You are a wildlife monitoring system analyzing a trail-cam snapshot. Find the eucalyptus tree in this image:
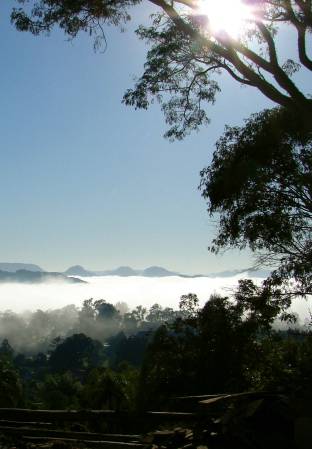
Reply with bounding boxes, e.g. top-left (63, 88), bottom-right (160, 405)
top-left (11, 1), bottom-right (312, 138)
top-left (200, 107), bottom-right (312, 297)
